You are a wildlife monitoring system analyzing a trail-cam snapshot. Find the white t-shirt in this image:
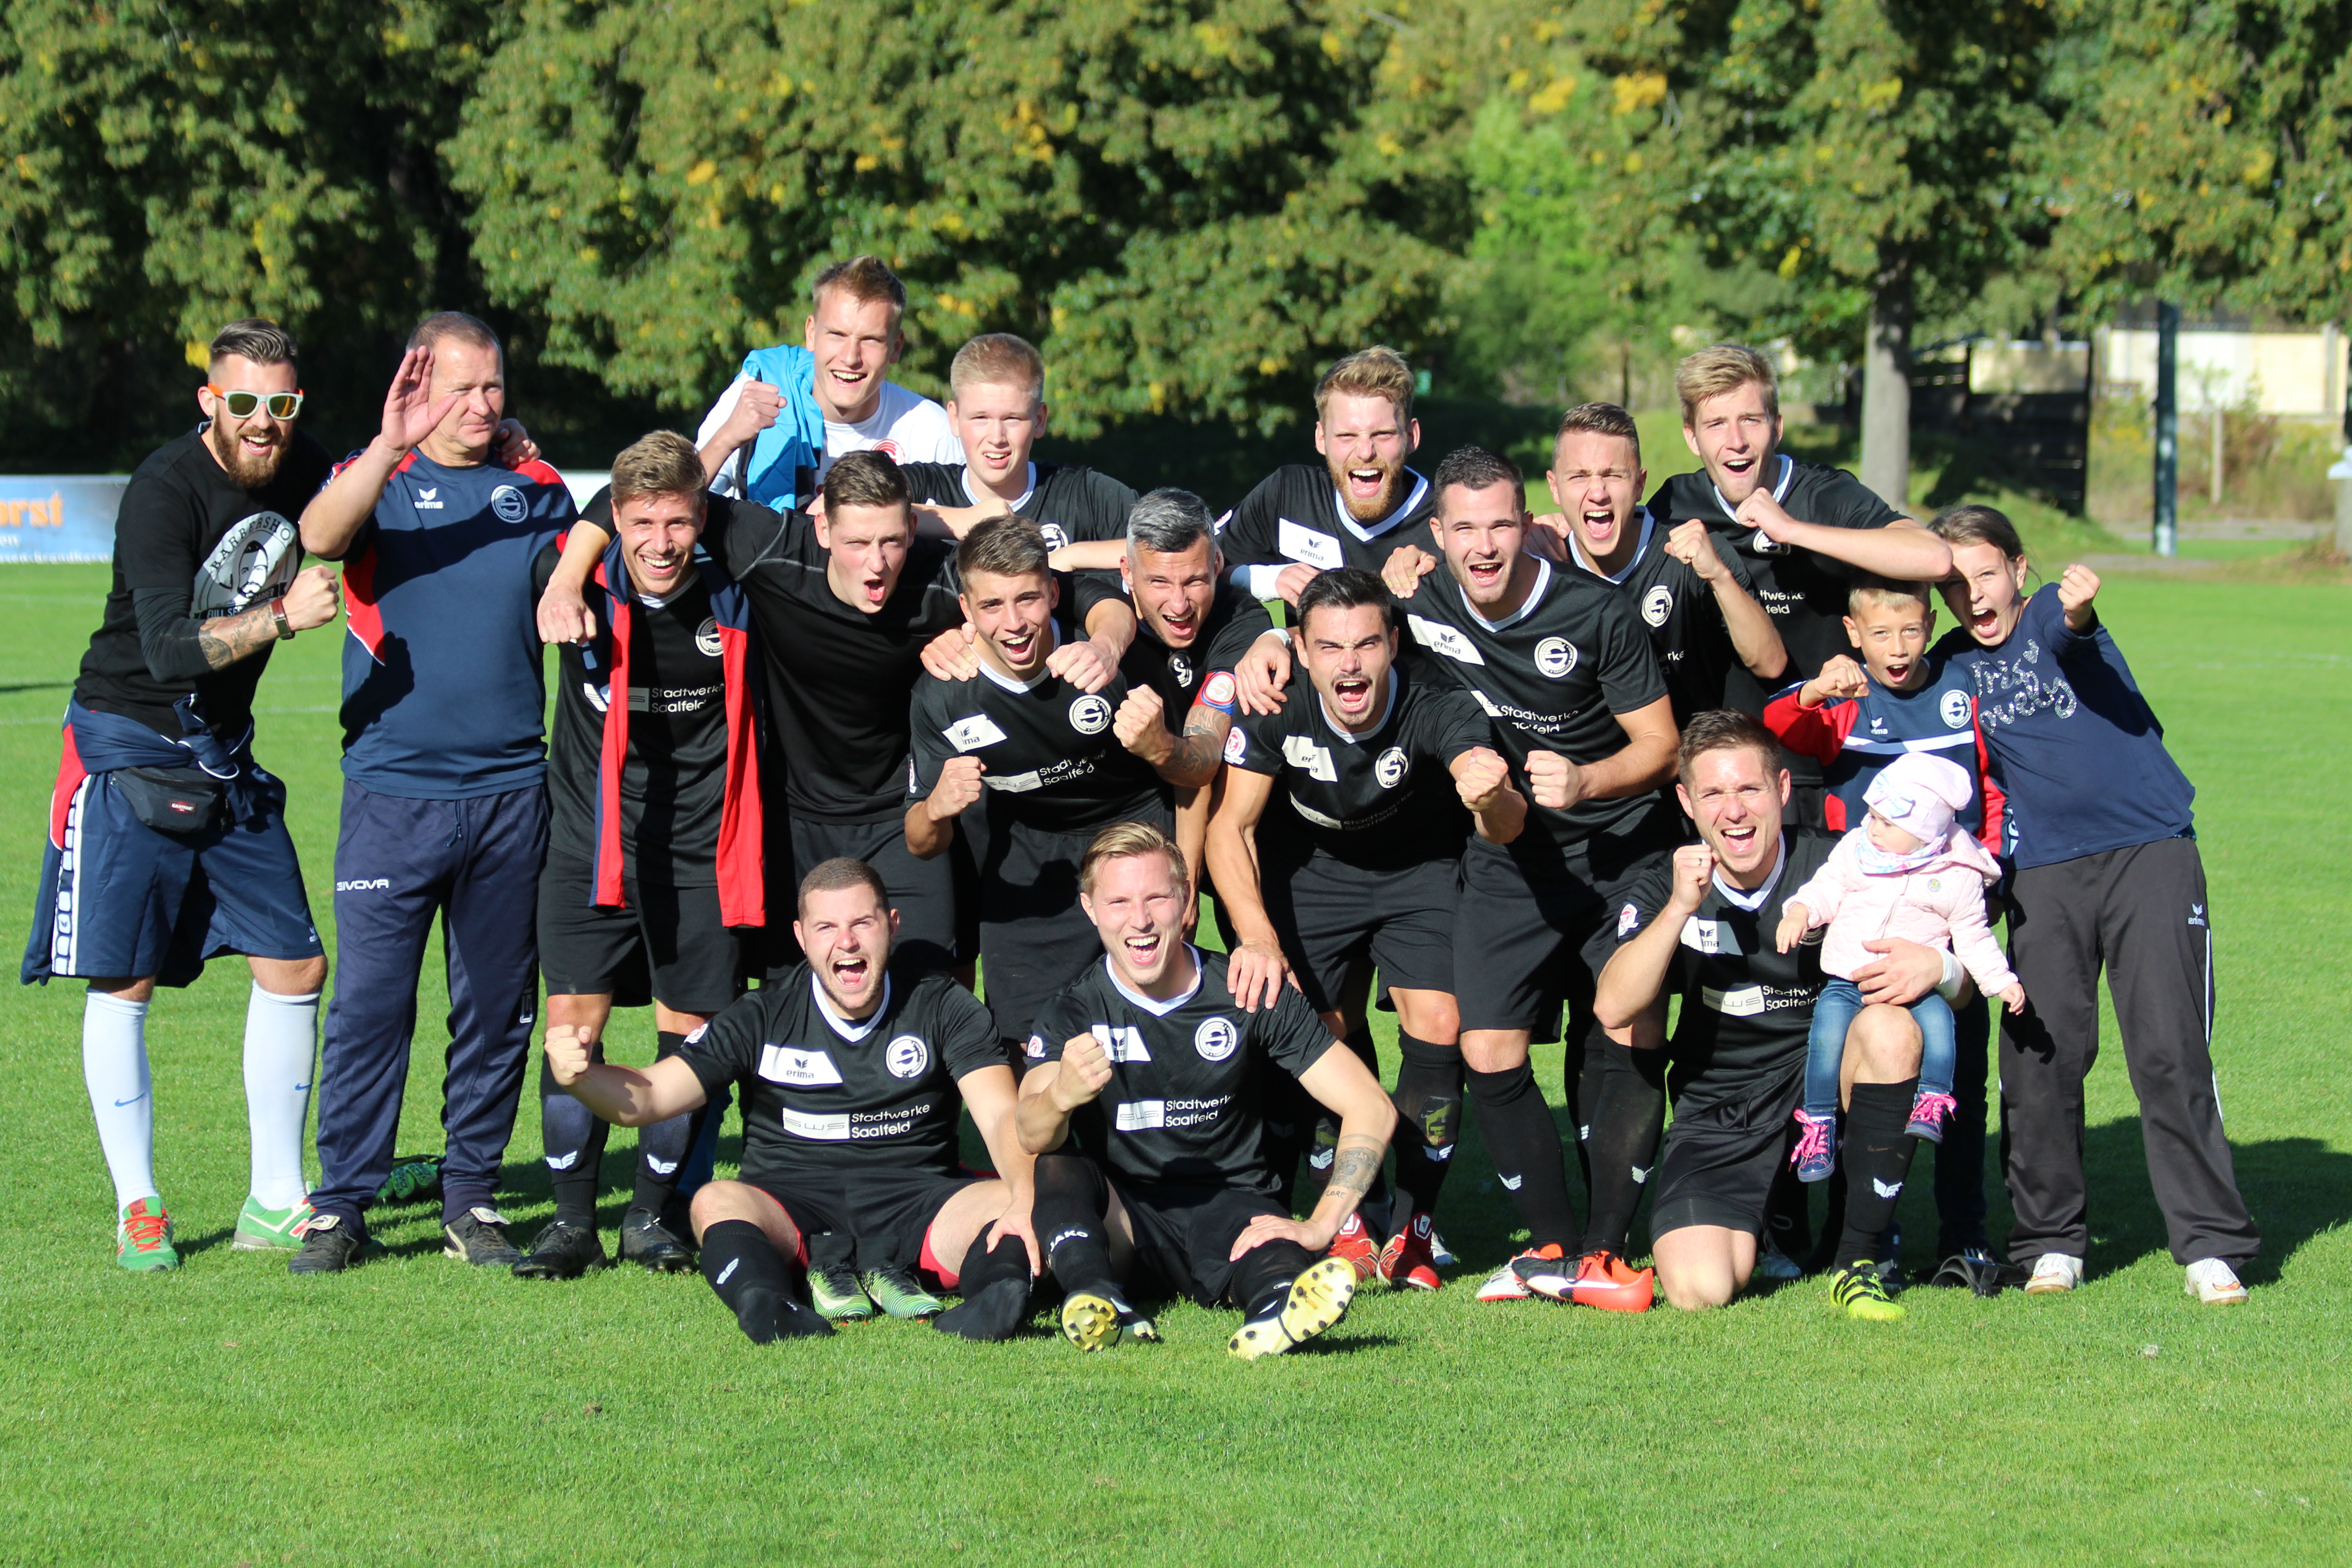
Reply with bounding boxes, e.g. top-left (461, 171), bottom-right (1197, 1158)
top-left (697, 373), bottom-right (964, 498)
